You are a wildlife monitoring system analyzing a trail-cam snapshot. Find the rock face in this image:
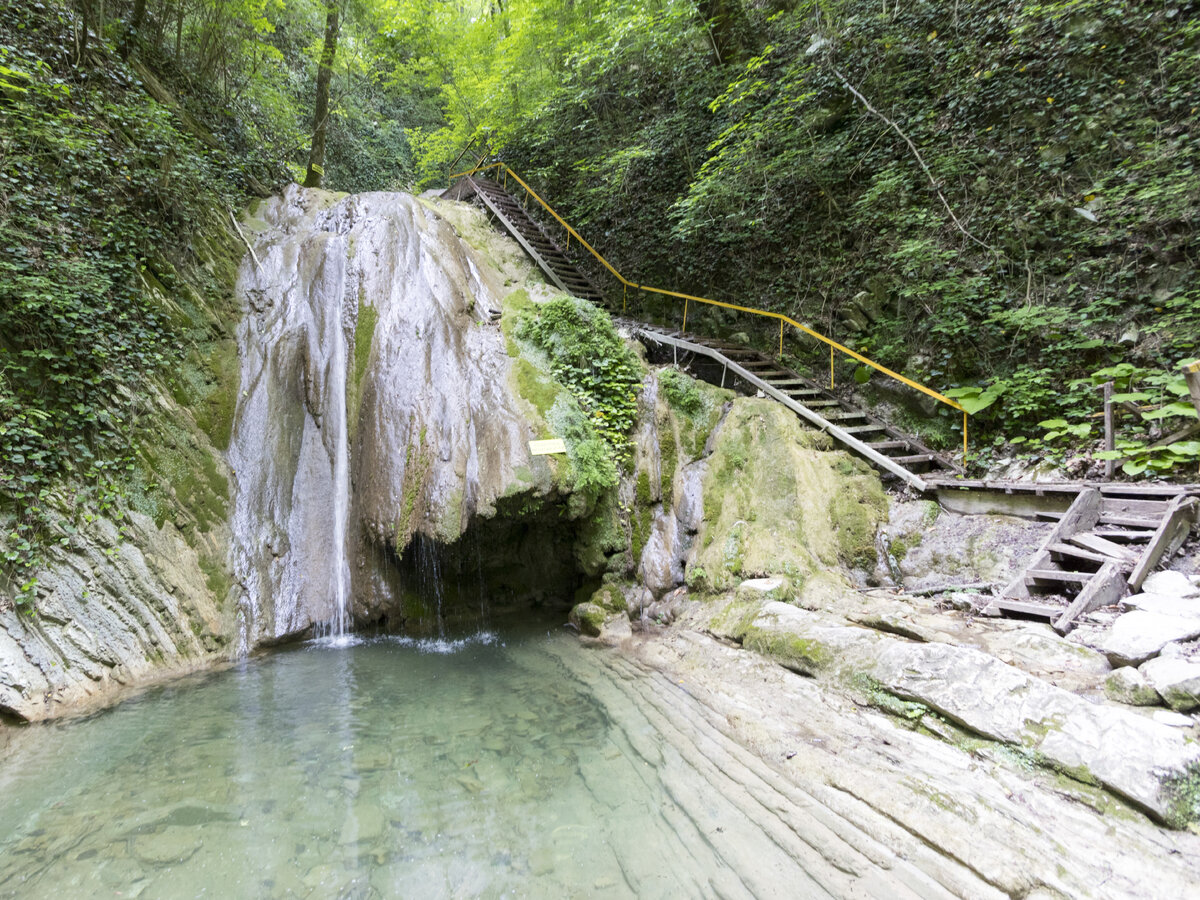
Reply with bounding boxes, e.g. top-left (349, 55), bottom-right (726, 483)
top-left (0, 513), bottom-right (231, 721)
top-left (230, 187), bottom-right (568, 645)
